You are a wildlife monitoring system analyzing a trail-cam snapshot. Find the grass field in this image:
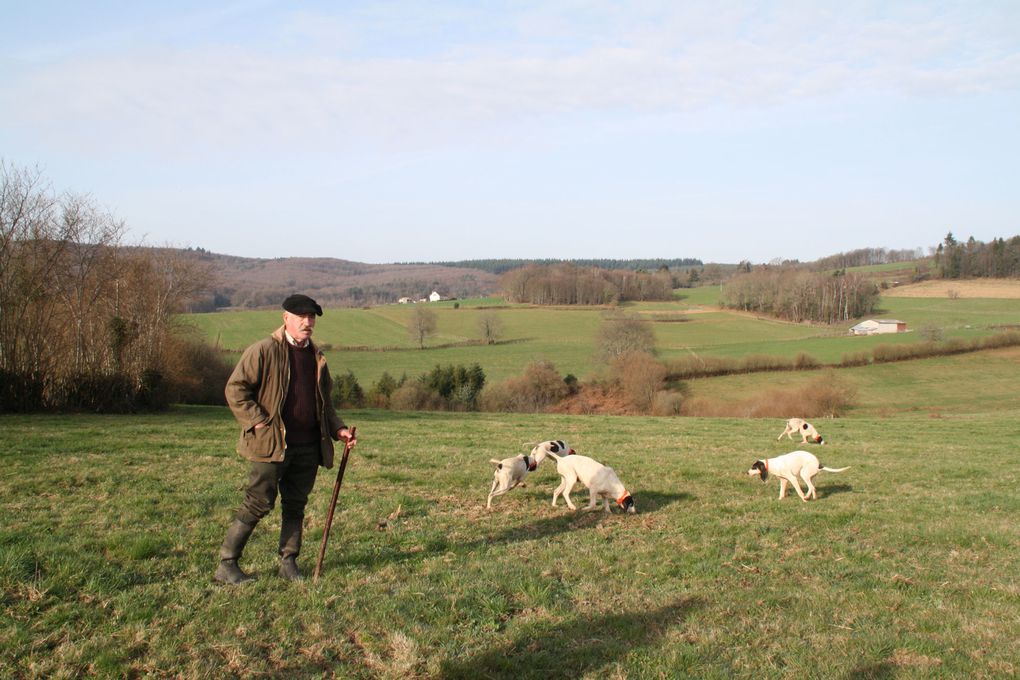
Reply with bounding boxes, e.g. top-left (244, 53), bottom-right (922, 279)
top-left (2, 406), bottom-right (1019, 678)
top-left (183, 287), bottom-right (1020, 389)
